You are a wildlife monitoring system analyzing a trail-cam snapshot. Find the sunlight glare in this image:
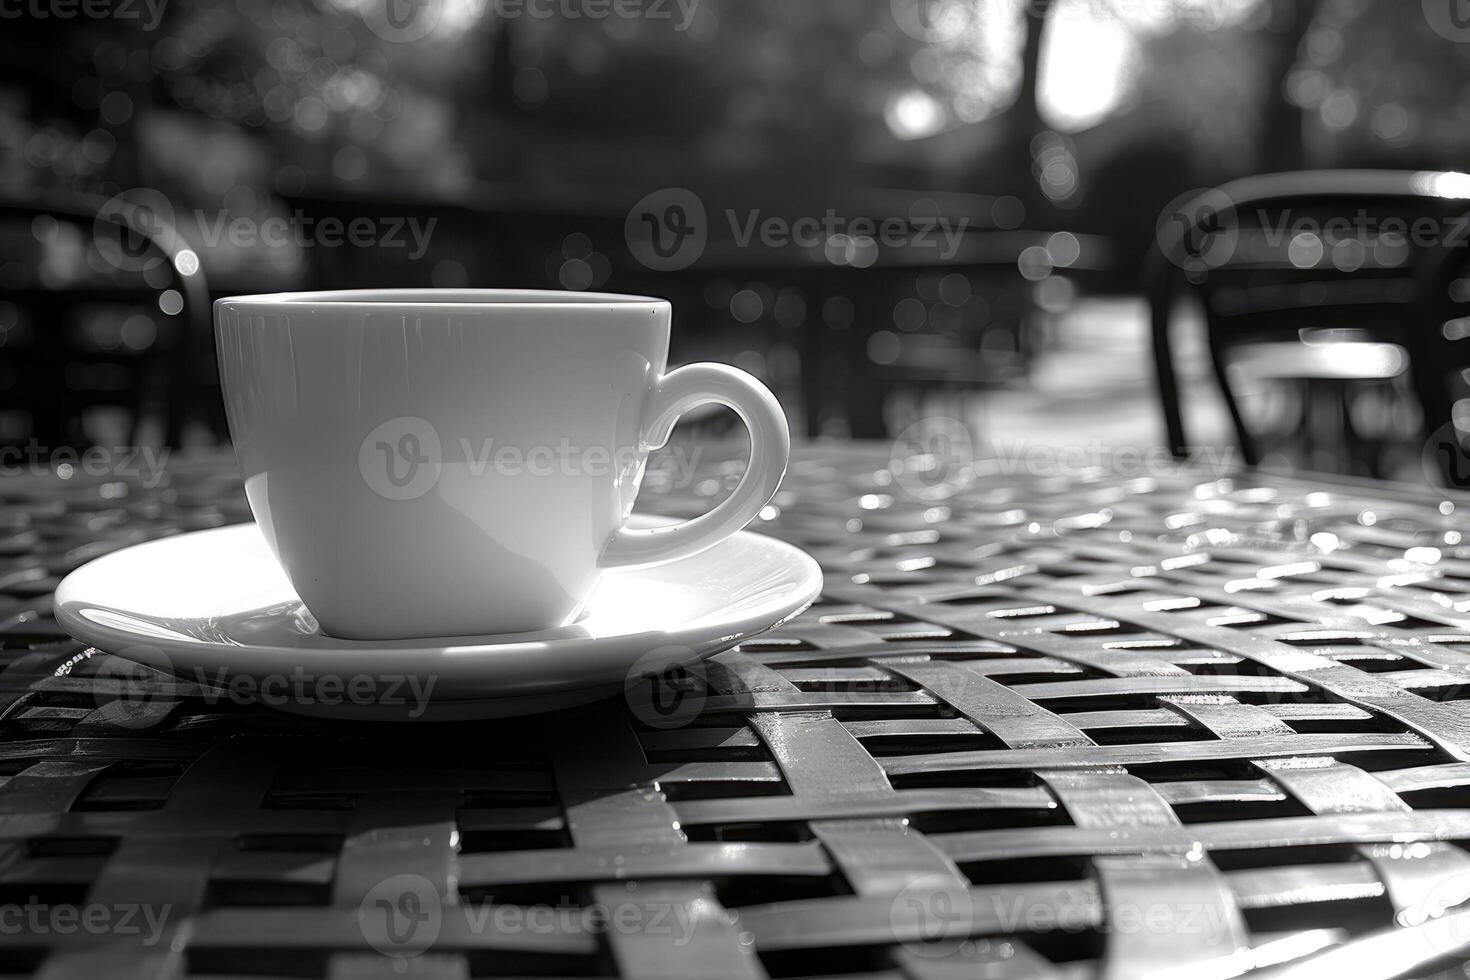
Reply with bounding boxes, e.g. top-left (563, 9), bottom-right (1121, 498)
top-left (1036, 0), bottom-right (1268, 132)
top-left (1037, 1), bottom-right (1136, 132)
top-left (887, 88), bottom-right (947, 140)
